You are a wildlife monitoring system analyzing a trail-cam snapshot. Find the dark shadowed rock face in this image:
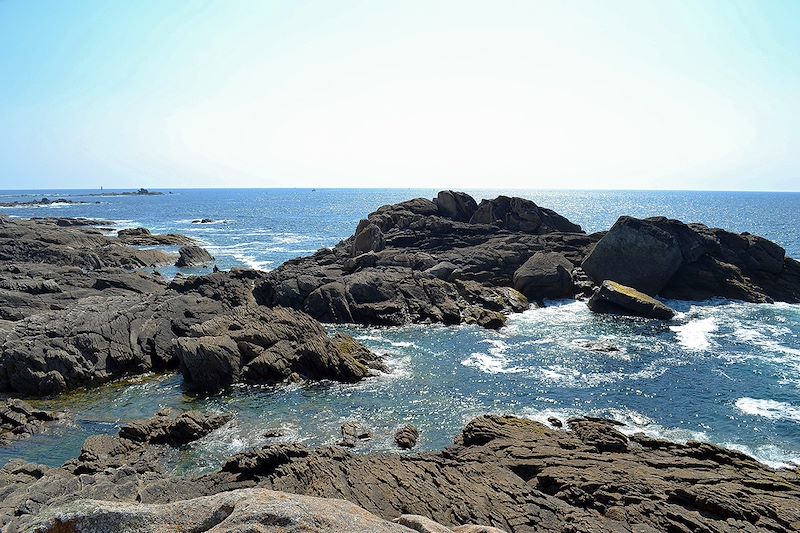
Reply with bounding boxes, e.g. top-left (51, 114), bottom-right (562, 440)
top-left (117, 227), bottom-right (194, 246)
top-left (175, 245), bottom-right (214, 267)
top-left (174, 306), bottom-right (384, 391)
top-left (587, 280), bottom-right (676, 320)
top-left (581, 216), bottom-right (683, 295)
top-left (352, 222), bottom-right (386, 256)
top-left (583, 215), bottom-right (800, 303)
top-left (0, 216), bottom-right (174, 269)
top-left (435, 190), bottom-right (479, 222)
top-left (1, 414), bottom-right (798, 532)
top-left (512, 252), bottom-right (574, 301)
